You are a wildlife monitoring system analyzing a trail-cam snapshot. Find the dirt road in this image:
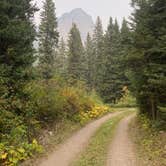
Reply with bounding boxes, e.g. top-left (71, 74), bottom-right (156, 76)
top-left (106, 114), bottom-right (136, 166)
top-left (39, 111), bottom-right (122, 166)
